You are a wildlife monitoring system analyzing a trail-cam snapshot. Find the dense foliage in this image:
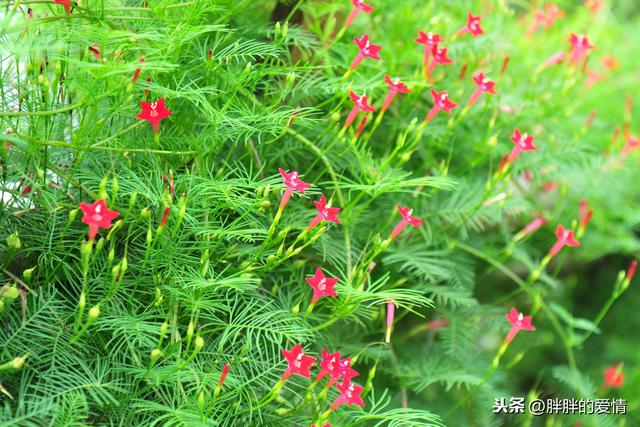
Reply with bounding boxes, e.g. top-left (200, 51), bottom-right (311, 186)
top-left (1, 0), bottom-right (639, 426)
